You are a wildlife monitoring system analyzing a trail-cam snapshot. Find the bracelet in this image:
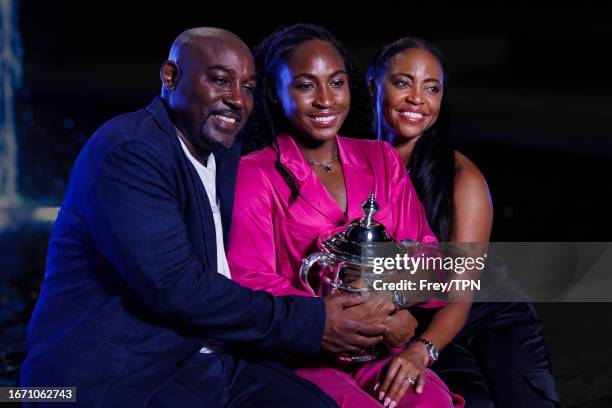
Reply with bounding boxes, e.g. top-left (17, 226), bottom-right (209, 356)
top-left (408, 337), bottom-right (439, 366)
